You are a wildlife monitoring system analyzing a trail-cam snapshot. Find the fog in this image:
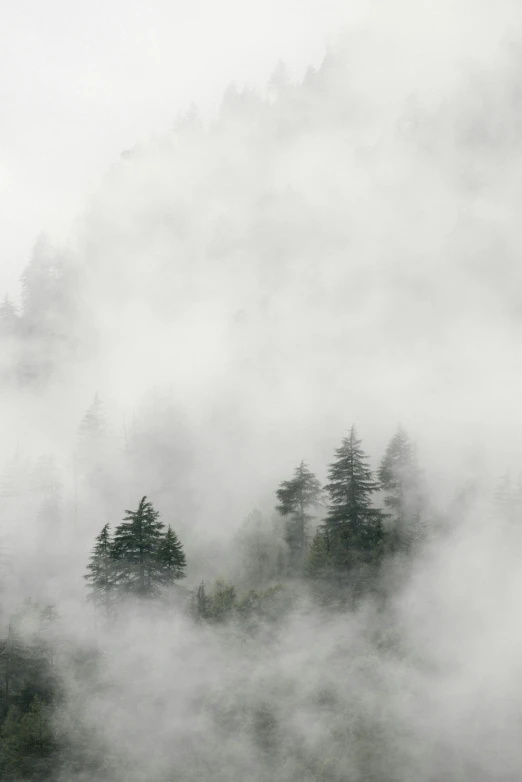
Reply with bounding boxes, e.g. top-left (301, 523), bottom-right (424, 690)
top-left (1, 0), bottom-right (522, 779)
